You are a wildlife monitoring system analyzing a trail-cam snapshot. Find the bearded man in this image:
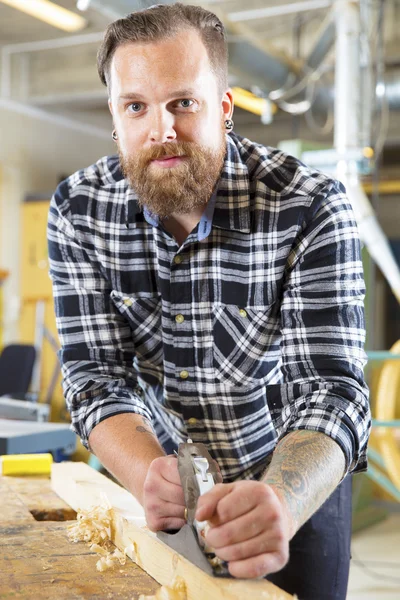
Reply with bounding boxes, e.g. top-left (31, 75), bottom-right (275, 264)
top-left (48, 4), bottom-right (370, 599)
